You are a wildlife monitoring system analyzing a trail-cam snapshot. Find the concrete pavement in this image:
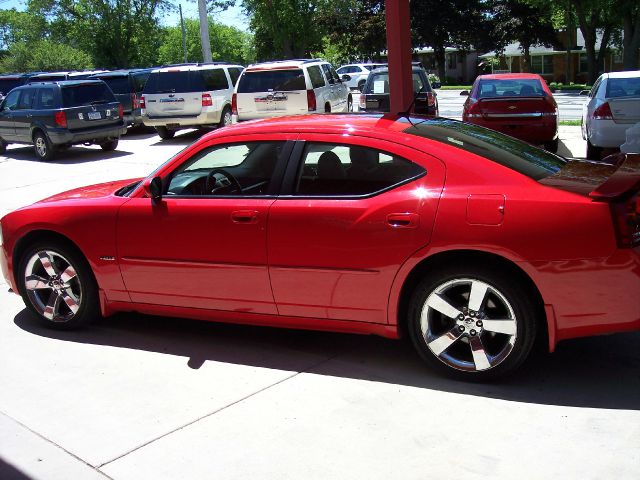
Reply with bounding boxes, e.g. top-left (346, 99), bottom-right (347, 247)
top-left (1, 127), bottom-right (638, 479)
